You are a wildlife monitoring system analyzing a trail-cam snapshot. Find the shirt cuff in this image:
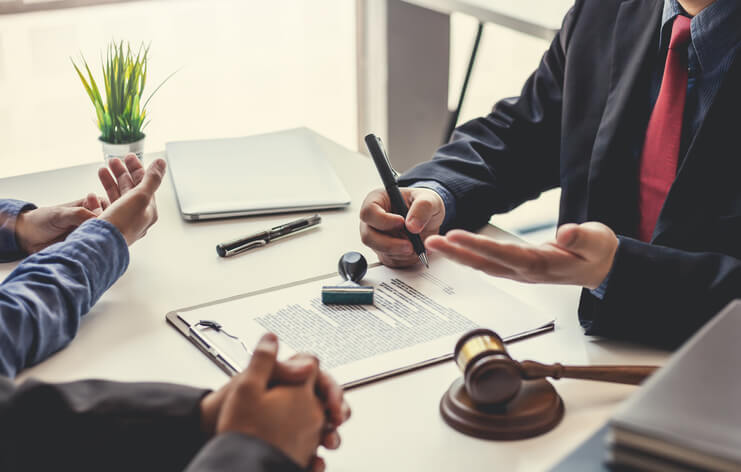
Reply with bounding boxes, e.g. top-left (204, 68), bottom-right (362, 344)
top-left (0, 199), bottom-right (37, 262)
top-left (409, 181), bottom-right (457, 233)
top-left (589, 238), bottom-right (621, 300)
top-left (60, 218), bottom-right (130, 298)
